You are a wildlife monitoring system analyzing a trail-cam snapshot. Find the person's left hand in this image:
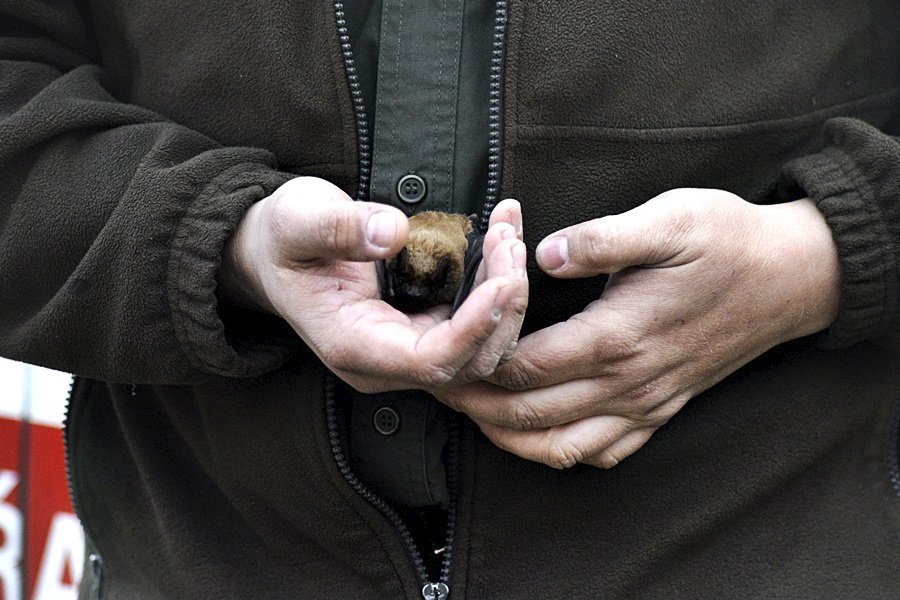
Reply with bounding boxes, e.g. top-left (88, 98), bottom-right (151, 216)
top-left (436, 189), bottom-right (841, 469)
